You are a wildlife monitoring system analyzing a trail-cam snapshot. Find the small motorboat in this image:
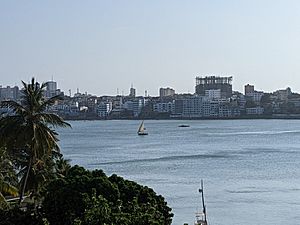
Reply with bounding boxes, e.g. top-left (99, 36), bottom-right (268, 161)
top-left (178, 124), bottom-right (190, 128)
